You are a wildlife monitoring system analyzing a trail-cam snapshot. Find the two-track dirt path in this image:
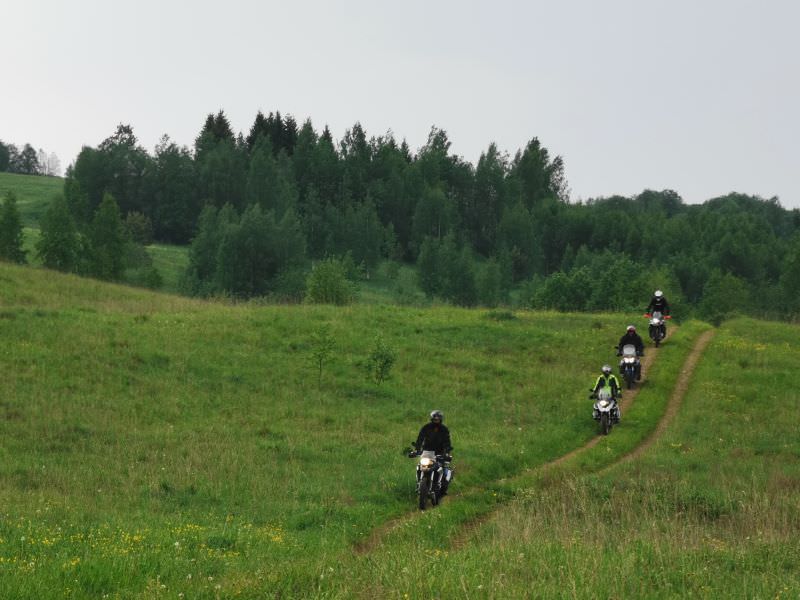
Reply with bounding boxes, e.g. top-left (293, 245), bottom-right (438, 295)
top-left (613, 328), bottom-right (714, 466)
top-left (355, 328), bottom-right (697, 555)
top-left (449, 327), bottom-right (715, 550)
